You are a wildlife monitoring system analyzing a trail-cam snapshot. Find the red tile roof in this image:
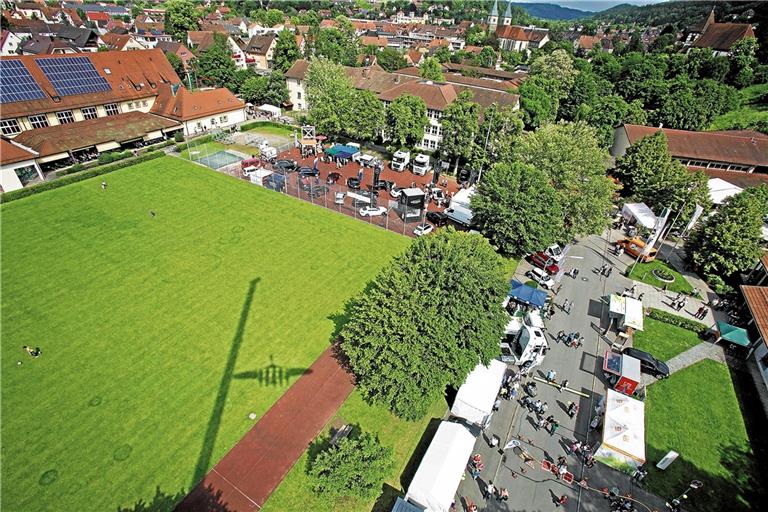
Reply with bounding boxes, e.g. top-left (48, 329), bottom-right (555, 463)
top-left (86, 11), bottom-right (110, 22)
top-left (151, 84), bottom-right (244, 121)
top-left (11, 112), bottom-right (180, 157)
top-left (99, 32), bottom-right (138, 50)
top-left (692, 22), bottom-right (755, 51)
top-left (360, 35), bottom-right (388, 48)
top-left (622, 124), bottom-right (768, 168)
top-left (187, 31), bottom-right (216, 51)
top-left (741, 286), bottom-right (768, 347)
top-left (0, 49), bottom-right (180, 118)
top-left (378, 80), bottom-right (458, 110)
top-left (0, 138), bottom-right (38, 165)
